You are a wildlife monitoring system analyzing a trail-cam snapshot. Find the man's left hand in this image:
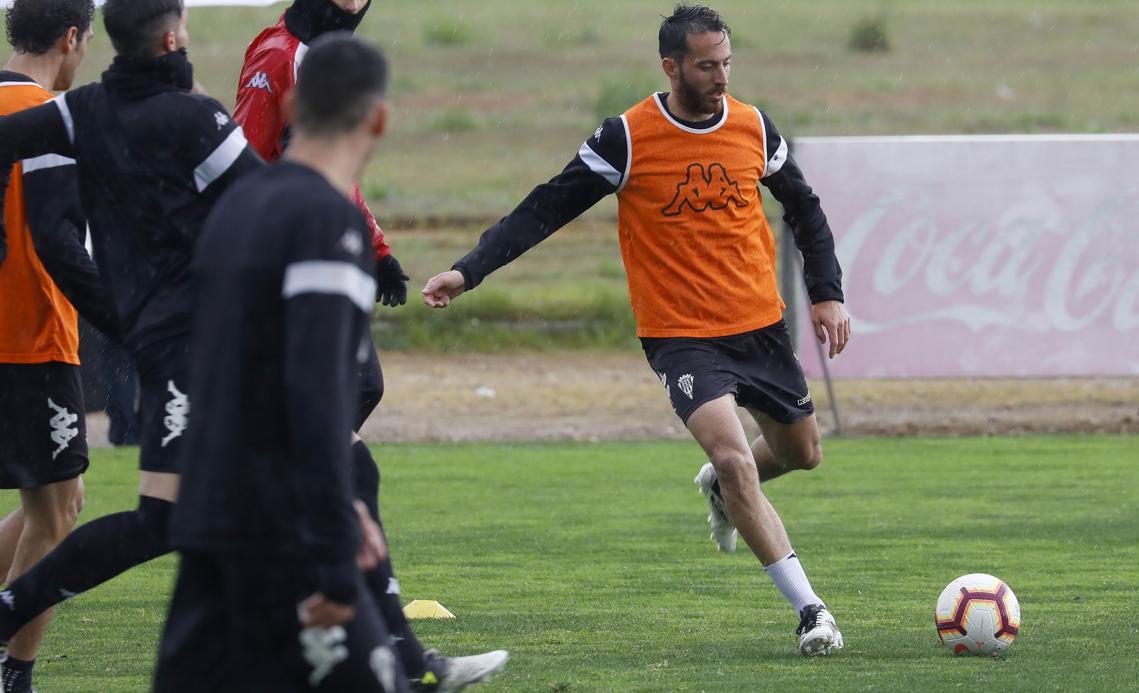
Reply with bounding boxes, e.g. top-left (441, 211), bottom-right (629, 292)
top-left (812, 300), bottom-right (851, 359)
